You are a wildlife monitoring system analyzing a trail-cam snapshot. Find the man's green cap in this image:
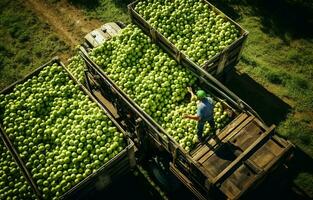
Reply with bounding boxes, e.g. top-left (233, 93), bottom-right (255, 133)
top-left (196, 90), bottom-right (206, 99)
